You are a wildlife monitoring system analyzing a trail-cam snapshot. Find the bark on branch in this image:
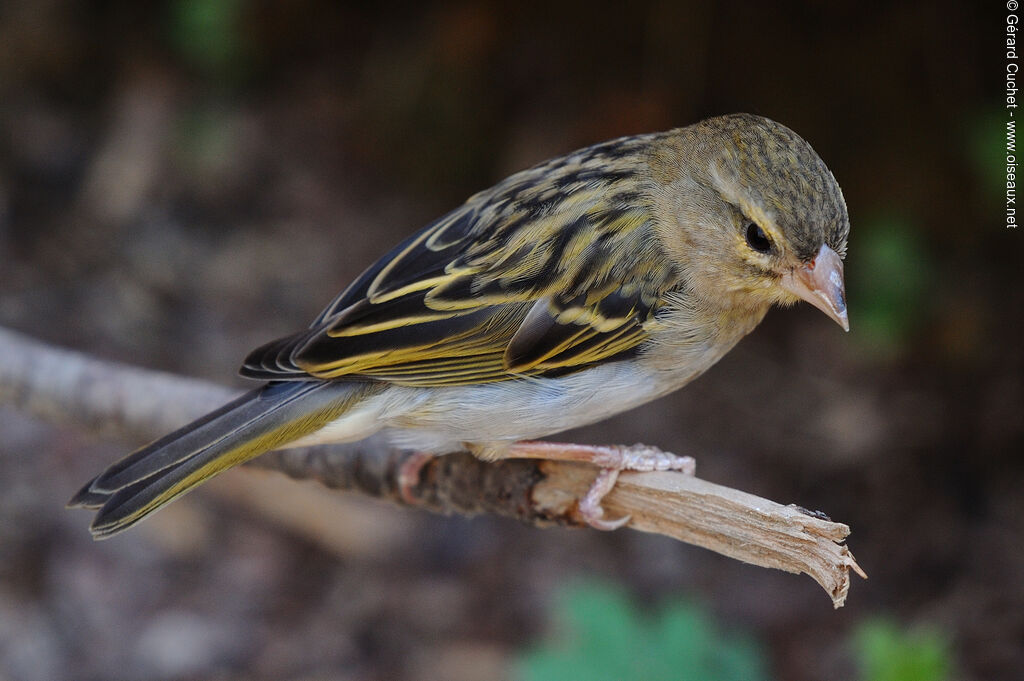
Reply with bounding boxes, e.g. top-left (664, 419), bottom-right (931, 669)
top-left (0, 326), bottom-right (865, 606)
